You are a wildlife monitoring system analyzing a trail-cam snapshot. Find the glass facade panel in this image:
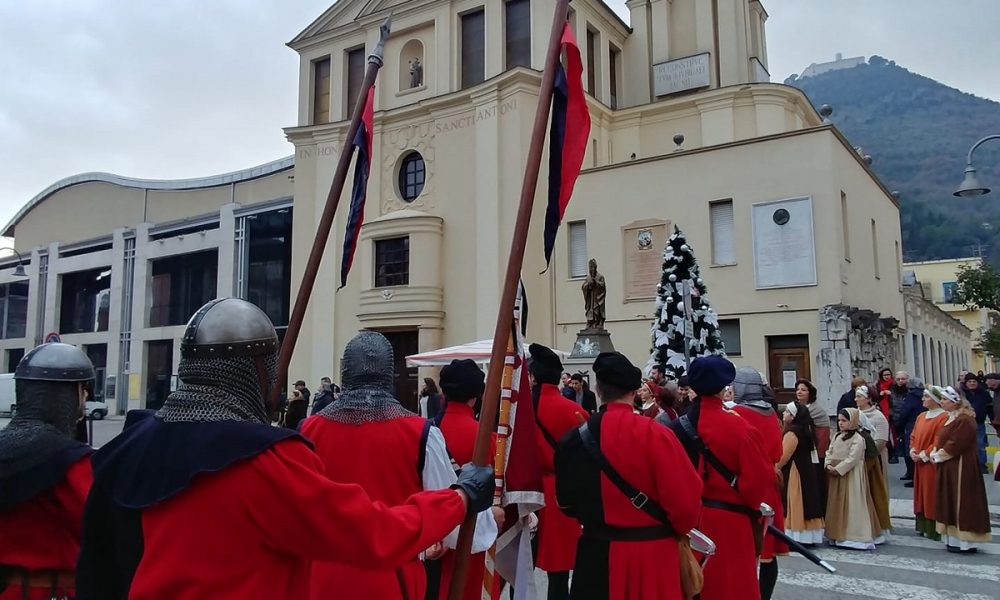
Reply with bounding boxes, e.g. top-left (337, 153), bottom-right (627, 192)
top-left (149, 250), bottom-right (218, 327)
top-left (0, 281), bottom-right (28, 339)
top-left (60, 267), bottom-right (111, 334)
top-left (246, 209), bottom-right (293, 328)
top-left (145, 340), bottom-right (173, 411)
